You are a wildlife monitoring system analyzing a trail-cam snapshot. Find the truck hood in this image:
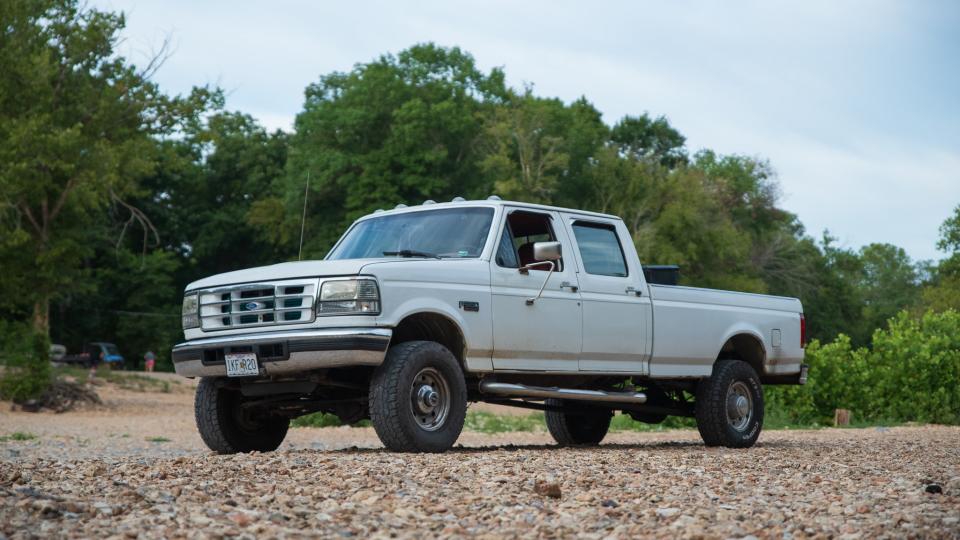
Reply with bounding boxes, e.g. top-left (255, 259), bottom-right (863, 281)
top-left (186, 259), bottom-right (382, 291)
